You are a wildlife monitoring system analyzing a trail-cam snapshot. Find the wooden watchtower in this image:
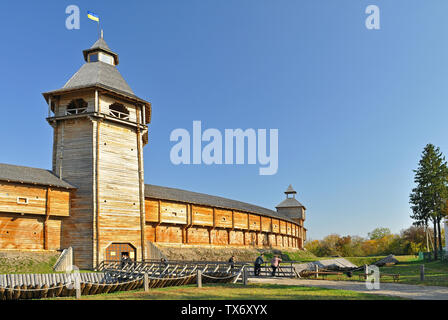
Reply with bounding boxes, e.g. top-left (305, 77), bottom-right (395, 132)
top-left (275, 185), bottom-right (307, 247)
top-left (42, 35), bottom-right (151, 269)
